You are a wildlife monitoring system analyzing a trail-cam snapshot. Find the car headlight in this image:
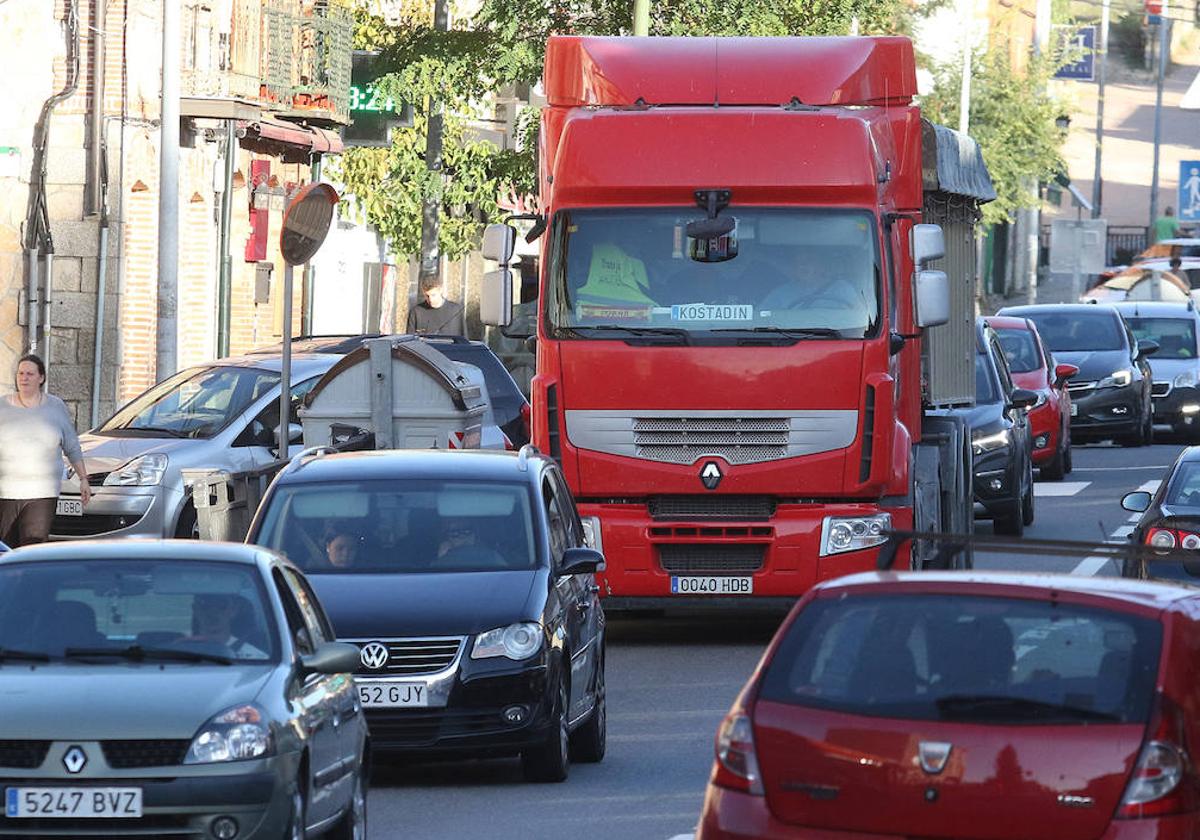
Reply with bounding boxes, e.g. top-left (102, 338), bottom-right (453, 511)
top-left (1175, 370), bottom-right (1199, 389)
top-left (103, 453), bottom-right (168, 486)
top-left (471, 622), bottom-right (543, 661)
top-left (819, 513), bottom-right (890, 557)
top-left (1098, 369), bottom-right (1133, 389)
top-left (184, 704), bottom-right (272, 764)
top-left (971, 429), bottom-right (1011, 455)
